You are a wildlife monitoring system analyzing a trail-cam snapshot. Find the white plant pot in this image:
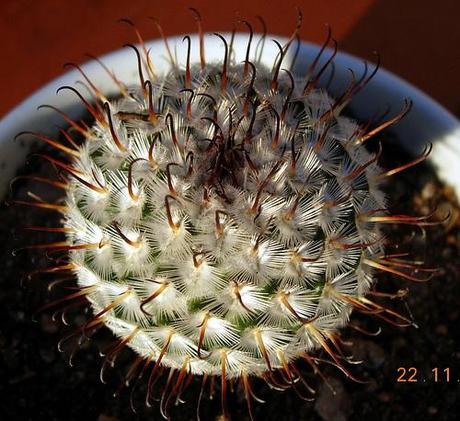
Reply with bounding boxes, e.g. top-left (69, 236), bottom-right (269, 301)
top-left (1, 33), bottom-right (459, 199)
